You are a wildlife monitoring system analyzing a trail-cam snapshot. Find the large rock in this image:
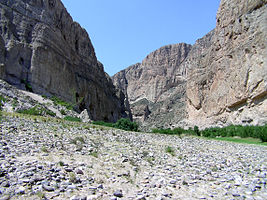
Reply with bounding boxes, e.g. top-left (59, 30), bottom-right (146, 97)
top-left (113, 0), bottom-right (267, 130)
top-left (0, 0), bottom-right (127, 122)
